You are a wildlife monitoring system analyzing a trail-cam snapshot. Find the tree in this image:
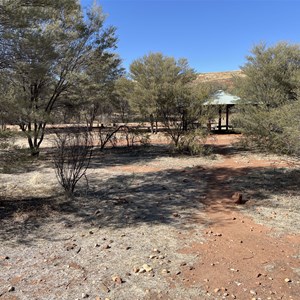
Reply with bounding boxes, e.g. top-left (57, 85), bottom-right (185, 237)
top-left (0, 0), bottom-right (120, 155)
top-left (74, 46), bottom-right (124, 130)
top-left (129, 53), bottom-right (213, 153)
top-left (234, 42), bottom-right (300, 155)
top-left (129, 53), bottom-right (197, 130)
top-left (113, 77), bottom-right (134, 123)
